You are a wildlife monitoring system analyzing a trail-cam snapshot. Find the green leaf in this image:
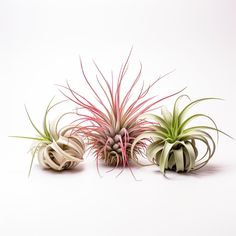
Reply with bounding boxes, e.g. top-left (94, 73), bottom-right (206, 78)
top-left (146, 140), bottom-right (165, 161)
top-left (172, 95), bottom-right (191, 136)
top-left (161, 106), bottom-right (173, 125)
top-left (28, 143), bottom-right (41, 177)
top-left (173, 146), bottom-right (184, 172)
top-left (178, 98), bottom-right (222, 124)
top-left (136, 95), bottom-right (232, 174)
top-left (43, 97), bottom-right (55, 138)
top-left (181, 141), bottom-right (196, 172)
top-left (178, 113), bottom-right (220, 143)
top-left (159, 142), bottom-right (174, 174)
top-left (131, 132), bottom-right (167, 159)
top-left (182, 133), bottom-right (215, 169)
top-left (168, 153), bottom-right (176, 169)
top-left (43, 98), bottom-right (68, 141)
top-left (24, 105), bottom-right (47, 139)
top-left (141, 113), bottom-right (169, 129)
top-left (51, 112), bottom-right (75, 141)
top-left (153, 126), bottom-right (169, 138)
top-left (9, 136), bottom-right (46, 141)
top-left (183, 126), bottom-right (233, 139)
